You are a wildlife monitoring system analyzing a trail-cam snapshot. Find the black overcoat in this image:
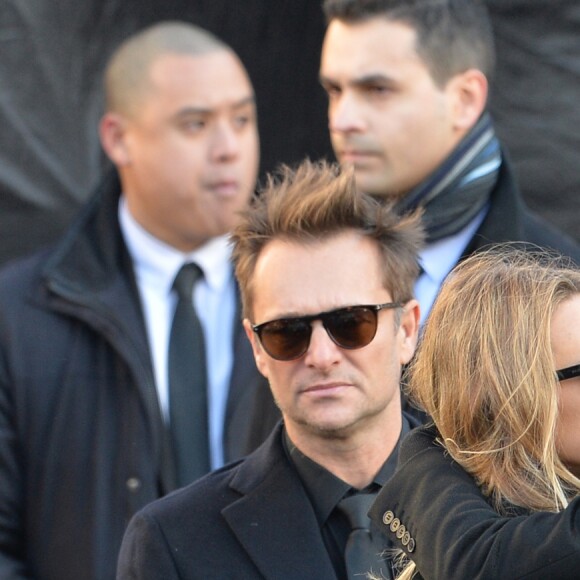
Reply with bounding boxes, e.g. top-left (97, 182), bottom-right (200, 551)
top-left (369, 426), bottom-right (580, 580)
